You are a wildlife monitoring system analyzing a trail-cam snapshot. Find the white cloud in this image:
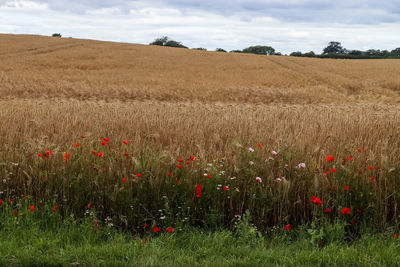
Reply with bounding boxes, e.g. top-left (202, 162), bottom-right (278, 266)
top-left (0, 0), bottom-right (399, 53)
